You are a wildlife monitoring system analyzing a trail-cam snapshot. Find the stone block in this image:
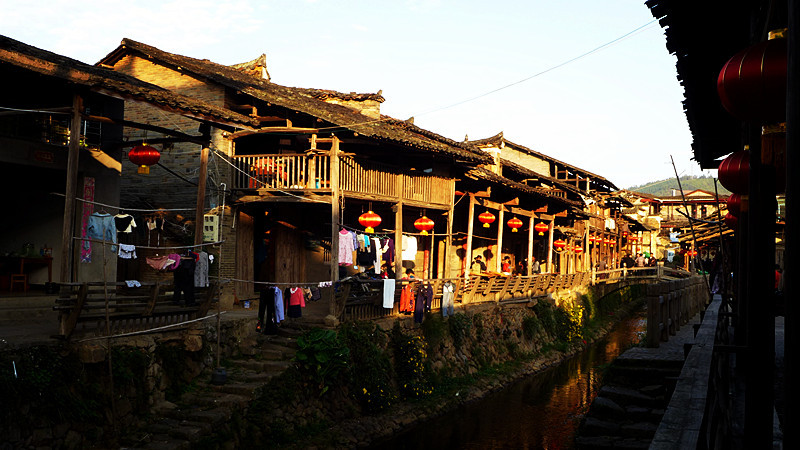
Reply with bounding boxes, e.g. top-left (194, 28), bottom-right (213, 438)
top-left (77, 344), bottom-right (106, 363)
